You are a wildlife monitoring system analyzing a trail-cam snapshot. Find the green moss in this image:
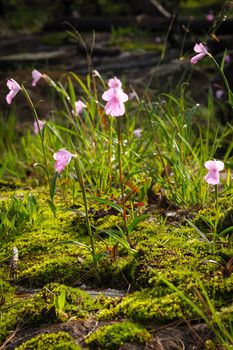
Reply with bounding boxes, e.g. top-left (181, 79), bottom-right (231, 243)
top-left (15, 332), bottom-right (81, 350)
top-left (98, 288), bottom-right (188, 323)
top-left (0, 283), bottom-right (95, 343)
top-left (193, 198), bottom-right (233, 234)
top-left (0, 278), bottom-right (14, 306)
top-left (85, 321), bottom-right (151, 350)
top-left (16, 255), bottom-right (81, 287)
